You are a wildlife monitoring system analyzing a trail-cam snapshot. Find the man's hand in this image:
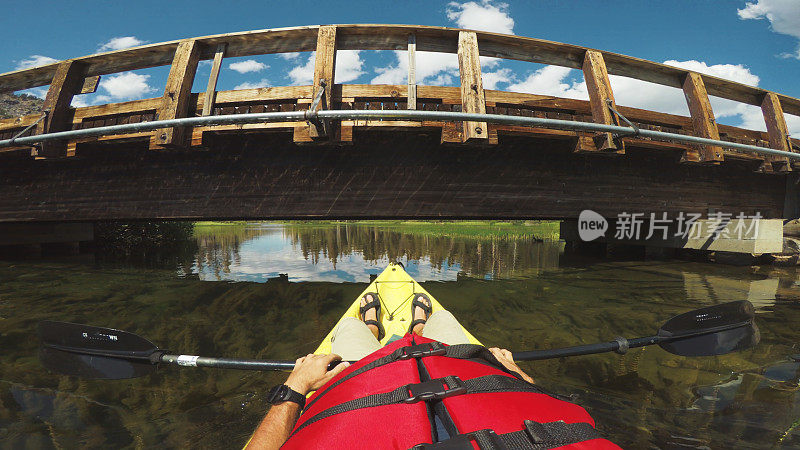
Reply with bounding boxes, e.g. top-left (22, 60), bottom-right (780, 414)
top-left (285, 353), bottom-right (350, 395)
top-left (488, 347), bottom-right (535, 384)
